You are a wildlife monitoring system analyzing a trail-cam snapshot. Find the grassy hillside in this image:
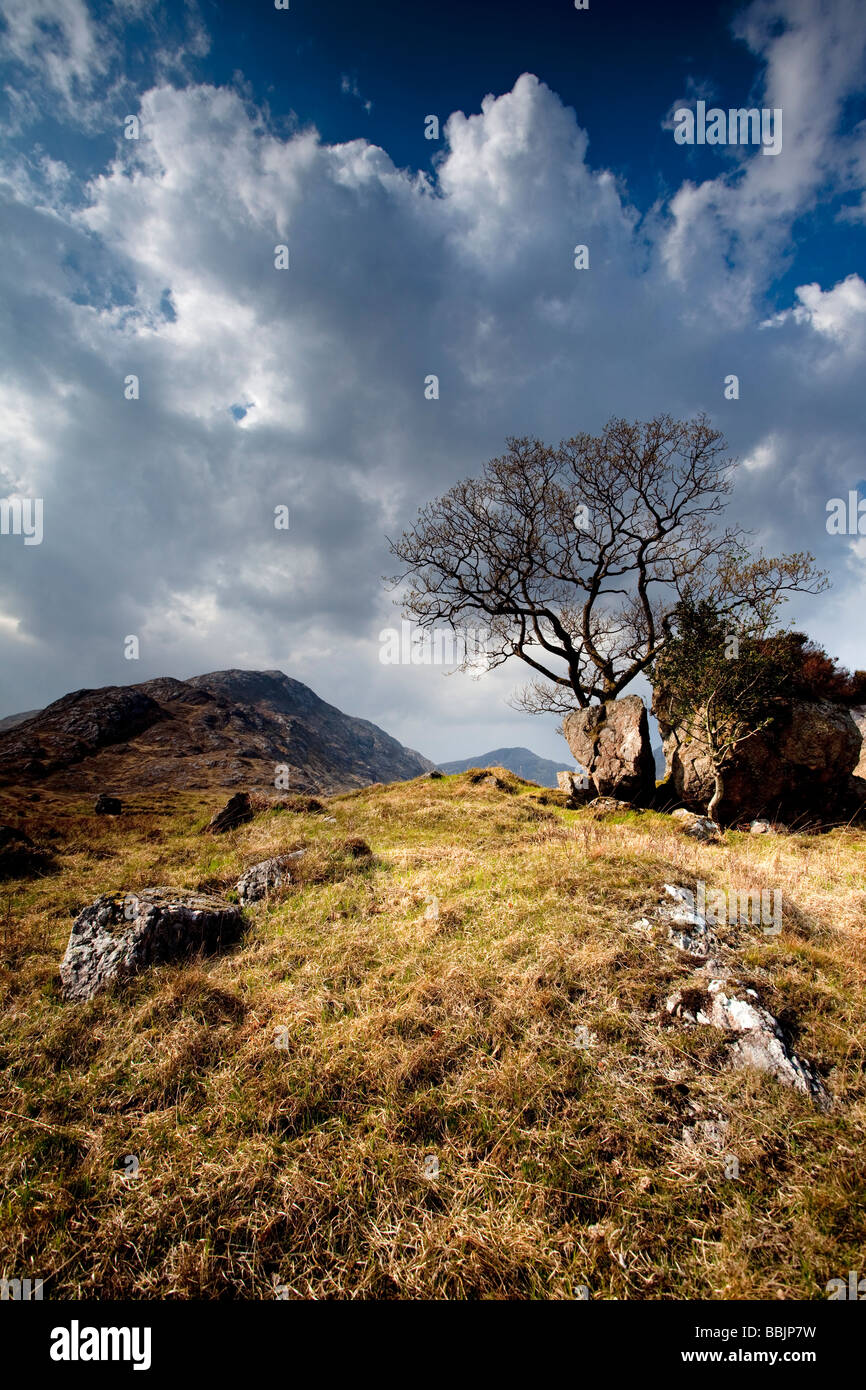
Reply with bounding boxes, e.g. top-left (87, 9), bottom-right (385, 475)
top-left (1, 771), bottom-right (864, 1299)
